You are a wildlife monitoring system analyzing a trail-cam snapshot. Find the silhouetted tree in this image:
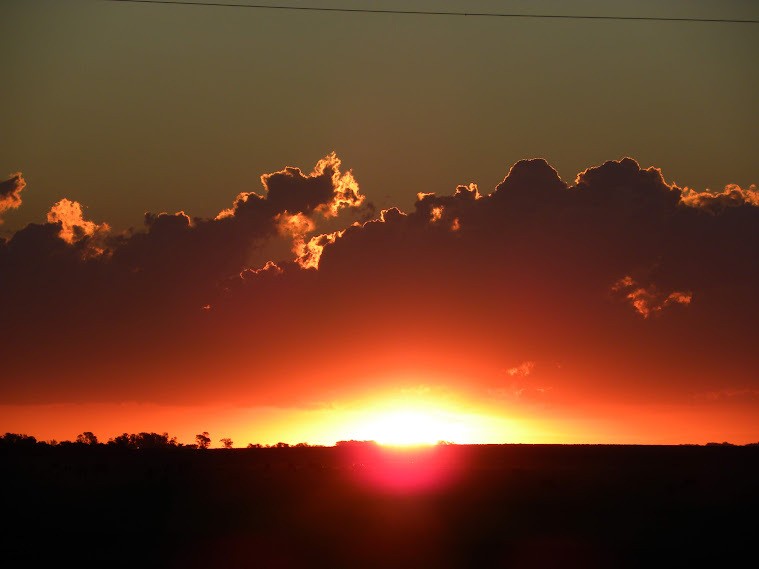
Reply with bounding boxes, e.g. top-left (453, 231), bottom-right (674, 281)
top-left (335, 440), bottom-right (378, 448)
top-left (76, 432), bottom-right (99, 445)
top-left (196, 432), bottom-right (211, 449)
top-left (107, 432), bottom-right (178, 449)
top-left (108, 433), bottom-right (138, 449)
top-left (0, 433), bottom-right (38, 448)
top-left (247, 443), bottom-right (263, 448)
top-left (220, 438), bottom-right (233, 449)
top-left (134, 432), bottom-right (177, 449)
